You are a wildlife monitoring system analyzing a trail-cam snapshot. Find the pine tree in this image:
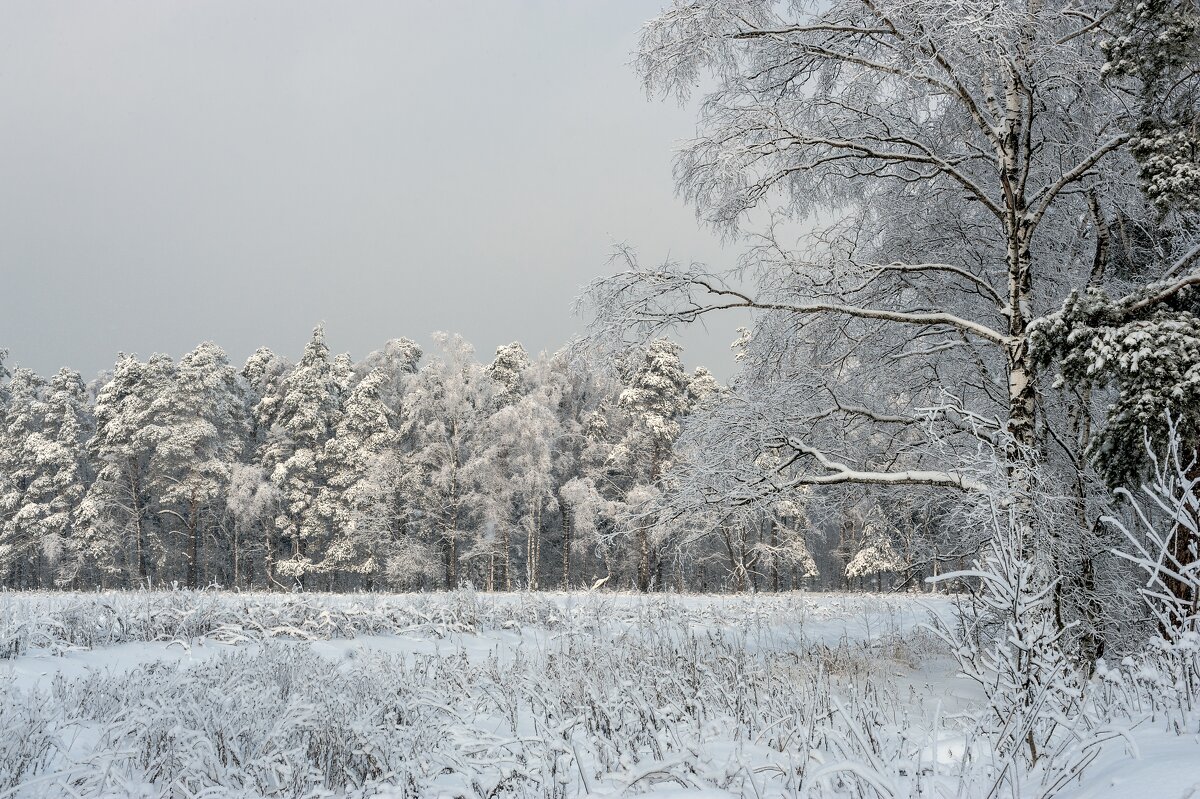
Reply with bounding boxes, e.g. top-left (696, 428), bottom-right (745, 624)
top-left (148, 343), bottom-right (249, 588)
top-left (351, 337), bottom-right (425, 588)
top-left (81, 354), bottom-right (174, 586)
top-left (355, 338), bottom-right (422, 412)
top-left (22, 369), bottom-right (93, 586)
top-left (0, 350), bottom-right (10, 583)
top-left (261, 326), bottom-right (341, 585)
top-left (0, 368), bottom-right (95, 588)
top-left (332, 352), bottom-right (356, 399)
top-left (486, 342), bottom-right (531, 409)
top-left (687, 366), bottom-right (721, 407)
top-left (317, 369), bottom-right (399, 586)
top-left (0, 349), bottom-right (10, 407)
top-left (240, 347), bottom-right (291, 587)
top-left (476, 342), bottom-right (553, 589)
top-left (1103, 0), bottom-right (1200, 209)
top-left (845, 515), bottom-right (903, 591)
top-left (242, 347), bottom-right (291, 453)
top-left (0, 330), bottom-right (737, 592)
top-left (0, 368), bottom-right (47, 587)
top-left (613, 339), bottom-right (692, 590)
